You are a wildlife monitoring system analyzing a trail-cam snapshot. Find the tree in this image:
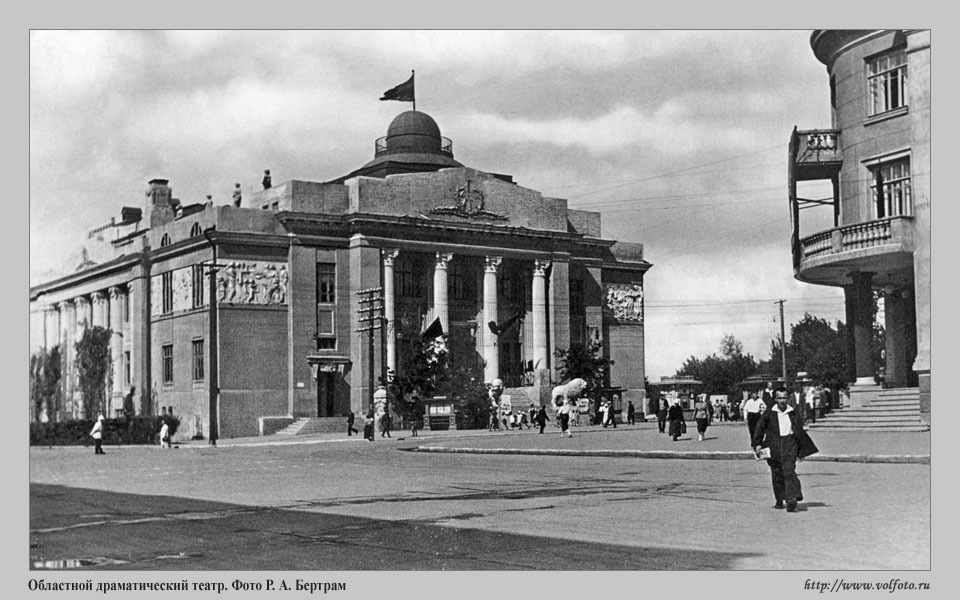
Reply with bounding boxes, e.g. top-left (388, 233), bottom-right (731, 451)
top-left (762, 313), bottom-right (851, 389)
top-left (555, 336), bottom-right (614, 409)
top-left (676, 335), bottom-right (760, 398)
top-left (75, 326), bottom-right (112, 419)
top-left (387, 332), bottom-right (492, 430)
top-left (719, 334), bottom-right (744, 358)
top-left (29, 345), bottom-right (62, 422)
